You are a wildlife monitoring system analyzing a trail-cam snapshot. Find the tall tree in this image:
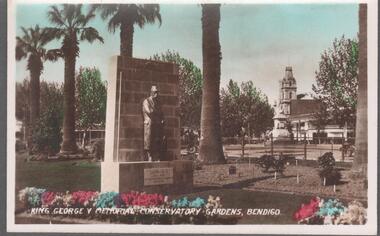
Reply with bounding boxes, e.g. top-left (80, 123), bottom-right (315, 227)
top-left (97, 4), bottom-right (161, 57)
top-left (312, 35), bottom-right (359, 129)
top-left (151, 50), bottom-right (203, 129)
top-left (47, 4), bottom-right (104, 154)
top-left (15, 25), bottom-right (59, 148)
top-left (220, 80), bottom-right (274, 138)
top-left (32, 81), bottom-right (64, 155)
top-left (199, 4), bottom-right (225, 164)
top-left (353, 4), bottom-right (367, 175)
top-left (76, 67), bottom-right (107, 147)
